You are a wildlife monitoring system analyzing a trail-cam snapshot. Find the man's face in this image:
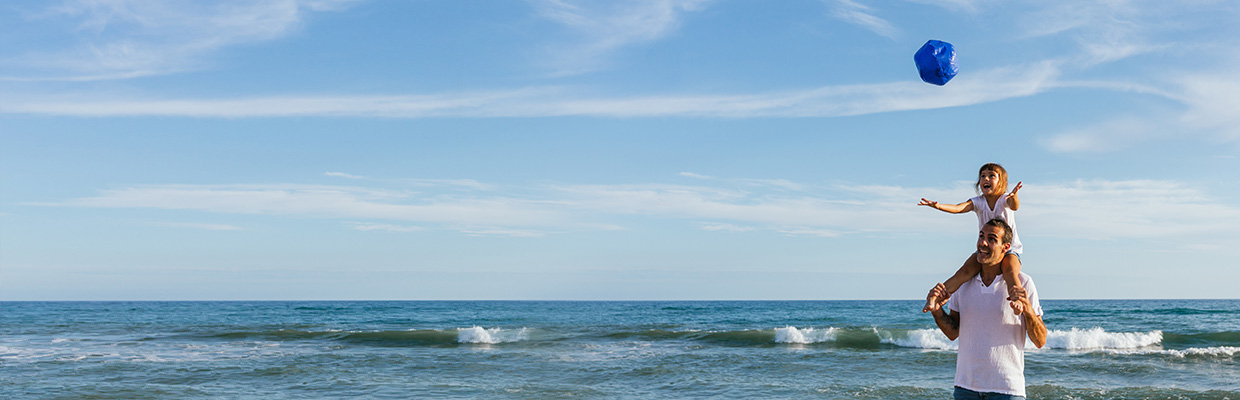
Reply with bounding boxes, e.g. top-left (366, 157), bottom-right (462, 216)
top-left (976, 224), bottom-right (1011, 266)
